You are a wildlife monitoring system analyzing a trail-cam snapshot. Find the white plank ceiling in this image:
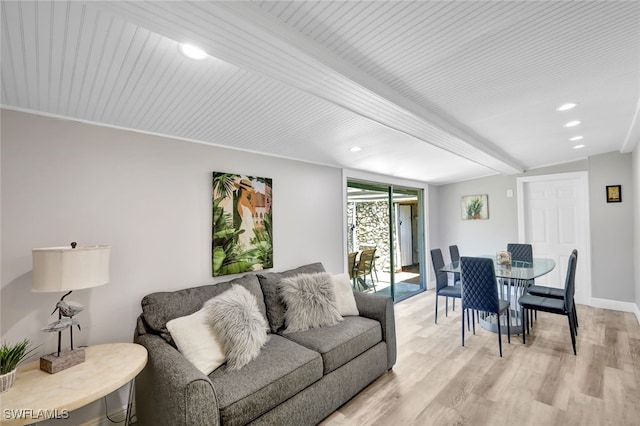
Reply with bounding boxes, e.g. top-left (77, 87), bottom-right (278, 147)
top-left (2, 1), bottom-right (639, 184)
